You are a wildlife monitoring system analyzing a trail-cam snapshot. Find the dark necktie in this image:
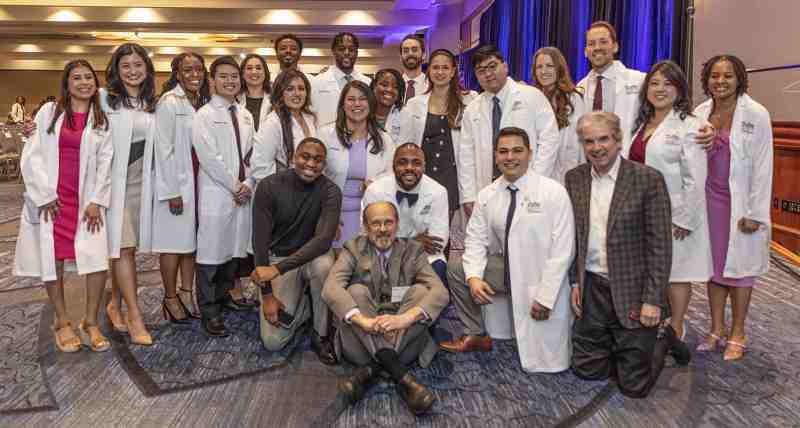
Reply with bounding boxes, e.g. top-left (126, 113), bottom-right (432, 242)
top-left (396, 191), bottom-right (419, 207)
top-left (405, 80), bottom-right (416, 104)
top-left (229, 104), bottom-right (246, 182)
top-left (504, 185), bottom-right (518, 289)
top-left (492, 96), bottom-right (502, 180)
top-left (344, 74), bottom-right (353, 86)
top-left (592, 75), bottom-right (604, 111)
